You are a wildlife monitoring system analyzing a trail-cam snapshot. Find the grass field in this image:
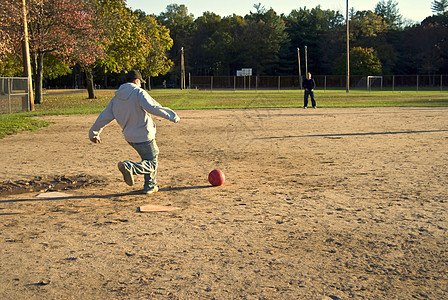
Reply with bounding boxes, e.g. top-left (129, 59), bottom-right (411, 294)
top-left (1, 89), bottom-right (447, 138)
